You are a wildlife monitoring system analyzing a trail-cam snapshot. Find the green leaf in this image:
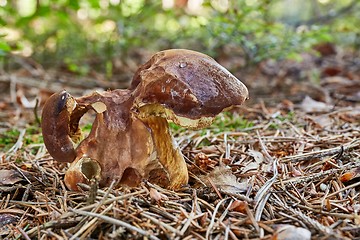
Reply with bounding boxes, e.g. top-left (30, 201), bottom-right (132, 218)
top-left (0, 17), bottom-right (6, 26)
top-left (0, 40), bottom-right (11, 52)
